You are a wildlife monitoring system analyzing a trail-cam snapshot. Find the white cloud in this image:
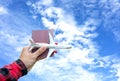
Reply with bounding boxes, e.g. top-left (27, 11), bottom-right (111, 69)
top-left (99, 0), bottom-right (120, 42)
top-left (112, 30), bottom-right (120, 42)
top-left (100, 0), bottom-right (120, 13)
top-left (27, 0), bottom-right (103, 81)
top-left (0, 6), bottom-right (8, 15)
top-left (0, 30), bottom-right (30, 60)
top-left (0, 30), bottom-right (29, 47)
top-left (30, 0), bottom-right (99, 63)
top-left (110, 56), bottom-right (120, 81)
top-left (26, 0), bottom-right (120, 81)
top-left (111, 63), bottom-right (120, 81)
top-left (31, 58), bottom-right (101, 81)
